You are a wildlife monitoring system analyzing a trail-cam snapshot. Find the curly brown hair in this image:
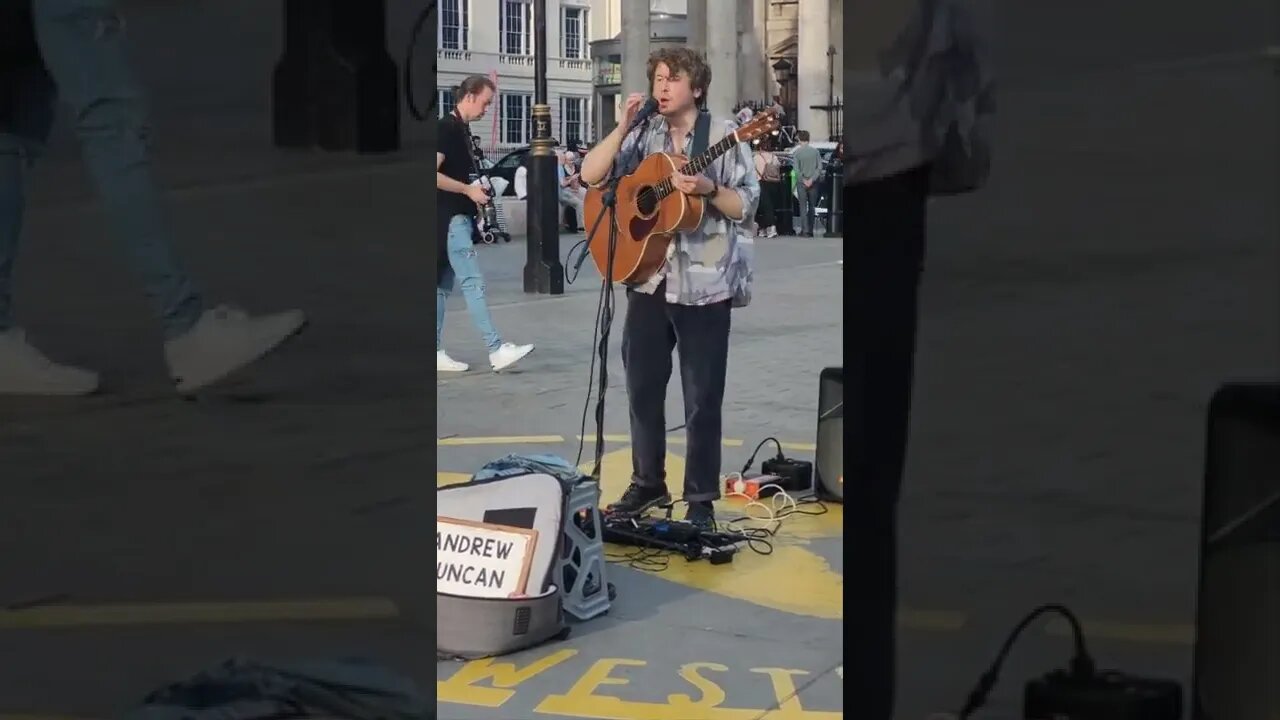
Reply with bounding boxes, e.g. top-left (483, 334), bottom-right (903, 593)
top-left (645, 47), bottom-right (712, 108)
